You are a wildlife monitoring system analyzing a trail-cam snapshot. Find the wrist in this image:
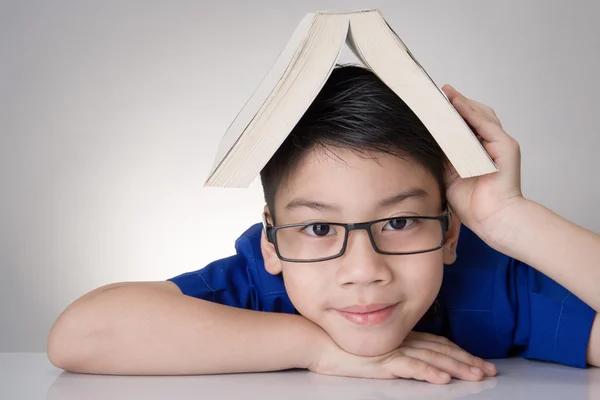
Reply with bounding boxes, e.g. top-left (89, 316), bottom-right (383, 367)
top-left (289, 314), bottom-right (332, 370)
top-left (476, 197), bottom-right (534, 253)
